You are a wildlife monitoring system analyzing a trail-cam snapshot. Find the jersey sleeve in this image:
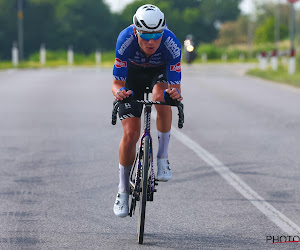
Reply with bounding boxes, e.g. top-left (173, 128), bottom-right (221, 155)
top-left (113, 27), bottom-right (135, 82)
top-left (164, 33), bottom-right (182, 85)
